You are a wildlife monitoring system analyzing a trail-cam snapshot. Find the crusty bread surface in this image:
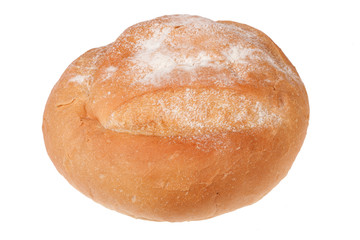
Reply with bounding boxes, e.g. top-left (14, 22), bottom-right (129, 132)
top-left (43, 15), bottom-right (309, 221)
